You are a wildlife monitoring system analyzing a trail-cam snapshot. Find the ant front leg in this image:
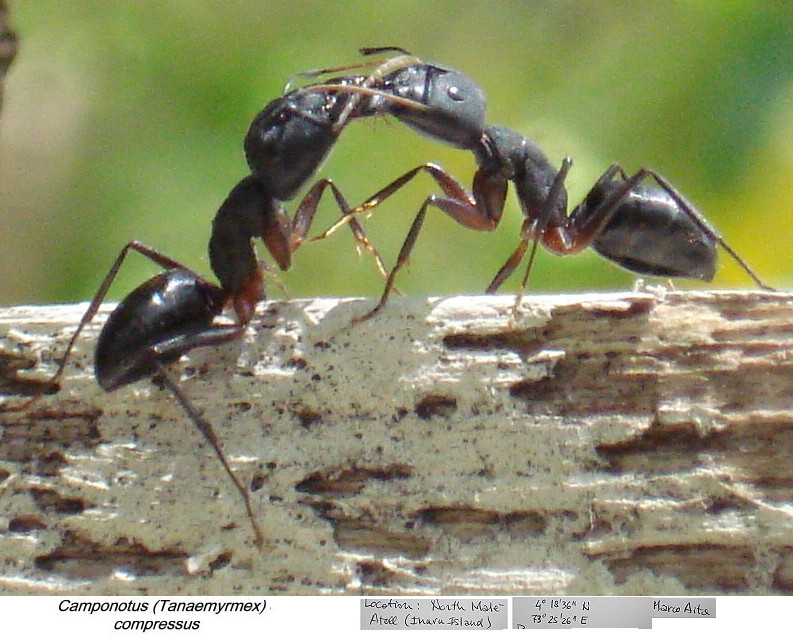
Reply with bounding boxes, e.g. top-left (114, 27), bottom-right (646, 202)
top-left (307, 163), bottom-right (508, 323)
top-left (313, 163), bottom-right (506, 243)
top-left (287, 178), bottom-right (394, 280)
top-left (486, 157), bottom-right (573, 299)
